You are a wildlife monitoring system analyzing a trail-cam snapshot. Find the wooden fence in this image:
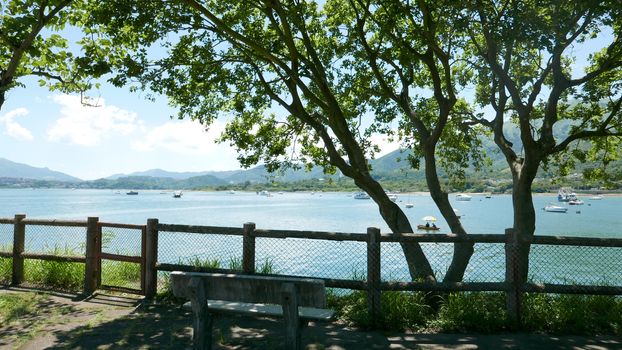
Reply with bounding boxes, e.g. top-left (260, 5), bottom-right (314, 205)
top-left (1, 214), bottom-right (621, 324)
